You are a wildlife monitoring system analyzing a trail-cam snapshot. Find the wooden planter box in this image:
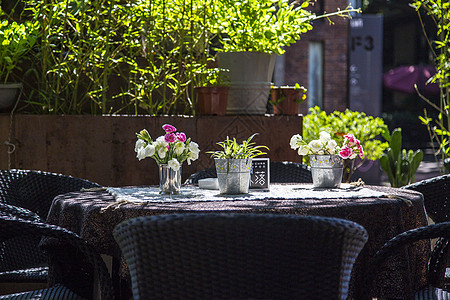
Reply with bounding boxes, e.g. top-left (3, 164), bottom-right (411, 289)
top-left (0, 114), bottom-right (303, 186)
